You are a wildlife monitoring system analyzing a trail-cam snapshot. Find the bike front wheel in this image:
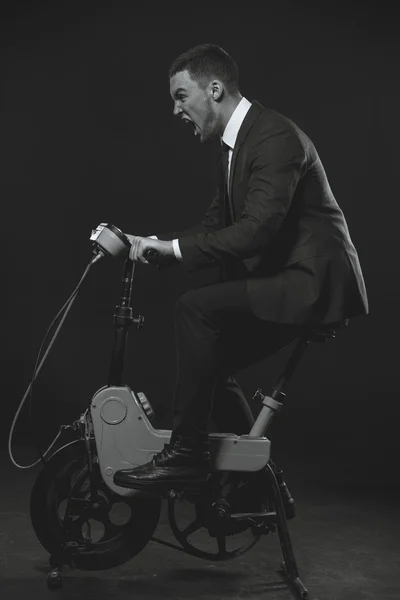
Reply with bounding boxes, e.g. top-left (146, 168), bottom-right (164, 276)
top-left (30, 440), bottom-right (161, 570)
